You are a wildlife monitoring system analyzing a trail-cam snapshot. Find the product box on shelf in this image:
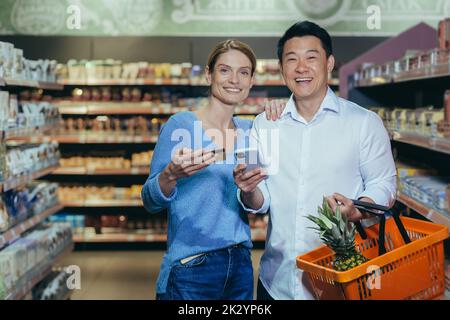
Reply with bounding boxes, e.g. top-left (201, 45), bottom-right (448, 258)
top-left (0, 143), bottom-right (5, 182)
top-left (0, 197), bottom-right (8, 232)
top-left (0, 42), bottom-right (14, 78)
top-left (0, 222), bottom-right (73, 299)
top-left (0, 91), bottom-right (9, 131)
top-left (439, 18), bottom-right (450, 50)
top-left (445, 90), bottom-right (450, 123)
top-left (423, 109), bottom-right (445, 137)
top-left (1, 182), bottom-right (59, 232)
top-left (32, 269), bottom-right (72, 300)
top-left (401, 175), bottom-right (449, 212)
top-left (4, 142), bottom-right (60, 180)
